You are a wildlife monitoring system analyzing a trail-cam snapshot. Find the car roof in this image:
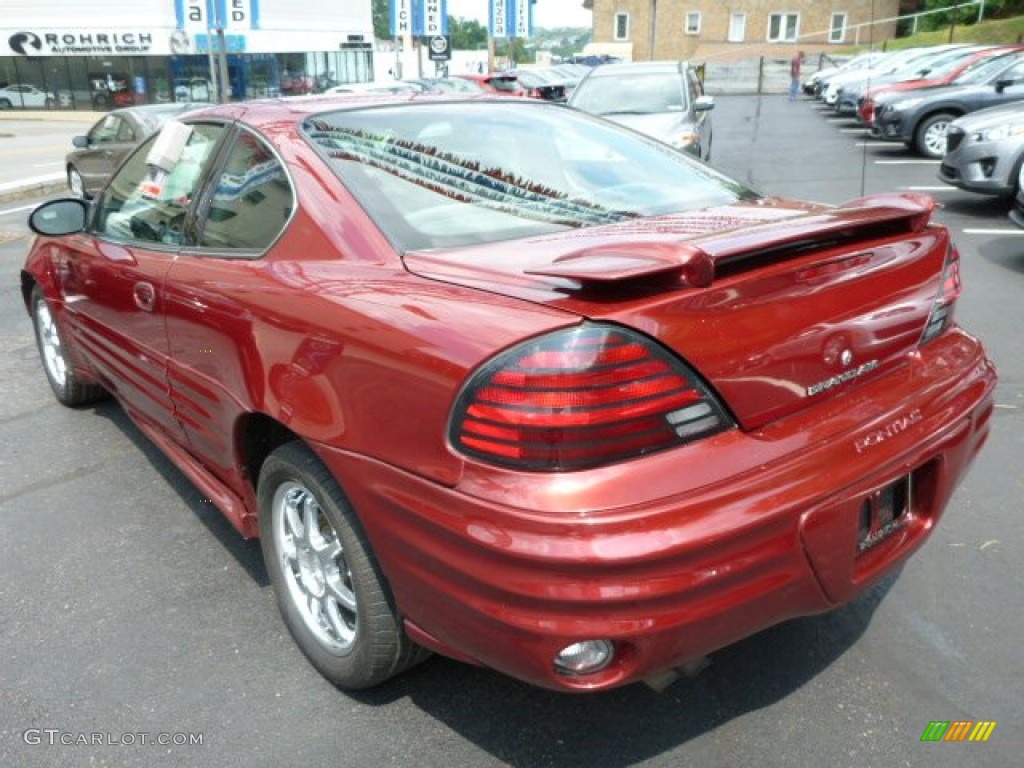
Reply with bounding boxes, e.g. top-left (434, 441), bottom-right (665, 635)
top-left (181, 93), bottom-right (528, 131)
top-left (584, 60), bottom-right (689, 77)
